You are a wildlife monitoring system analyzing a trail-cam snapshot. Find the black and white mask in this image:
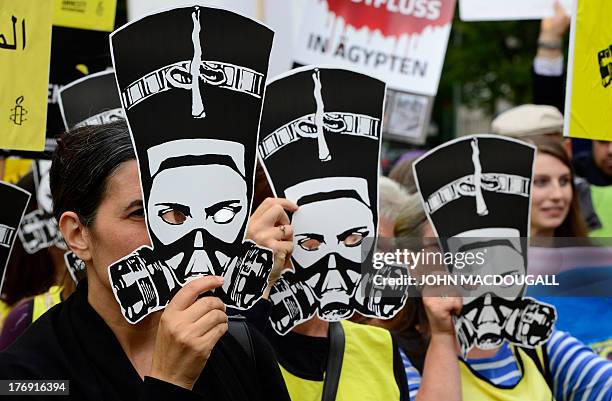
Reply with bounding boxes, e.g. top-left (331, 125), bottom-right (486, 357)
top-left (145, 140), bottom-right (249, 284)
top-left (108, 6), bottom-right (274, 323)
top-left (413, 135), bottom-right (557, 356)
top-left (287, 177), bottom-right (374, 320)
top-left (18, 160), bottom-right (67, 254)
top-left (59, 70), bottom-right (124, 130)
top-left (0, 182), bottom-right (30, 294)
top-left (260, 67), bottom-right (407, 335)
